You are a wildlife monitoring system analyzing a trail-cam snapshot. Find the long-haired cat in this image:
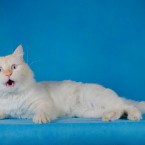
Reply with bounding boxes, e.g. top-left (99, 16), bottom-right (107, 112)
top-left (0, 45), bottom-right (144, 123)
